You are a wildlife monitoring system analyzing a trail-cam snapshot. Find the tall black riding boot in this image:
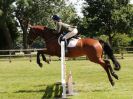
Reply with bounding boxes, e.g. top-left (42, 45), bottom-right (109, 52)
top-left (64, 41), bottom-right (68, 54)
